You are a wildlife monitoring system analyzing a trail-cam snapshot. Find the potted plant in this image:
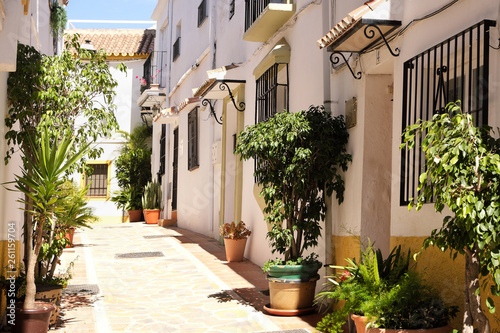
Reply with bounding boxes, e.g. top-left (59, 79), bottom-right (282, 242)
top-left (401, 103), bottom-right (500, 332)
top-left (4, 125), bottom-right (90, 332)
top-left (142, 179), bottom-right (162, 224)
top-left (114, 126), bottom-right (152, 222)
top-left (235, 105), bottom-right (351, 314)
top-left (315, 243), bottom-right (458, 333)
top-left (220, 221), bottom-right (251, 262)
